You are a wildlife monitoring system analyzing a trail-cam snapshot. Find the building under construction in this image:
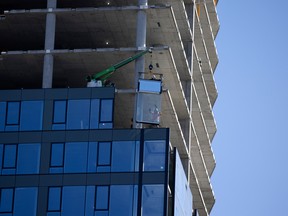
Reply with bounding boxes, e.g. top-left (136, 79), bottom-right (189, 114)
top-left (0, 0), bottom-right (220, 215)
